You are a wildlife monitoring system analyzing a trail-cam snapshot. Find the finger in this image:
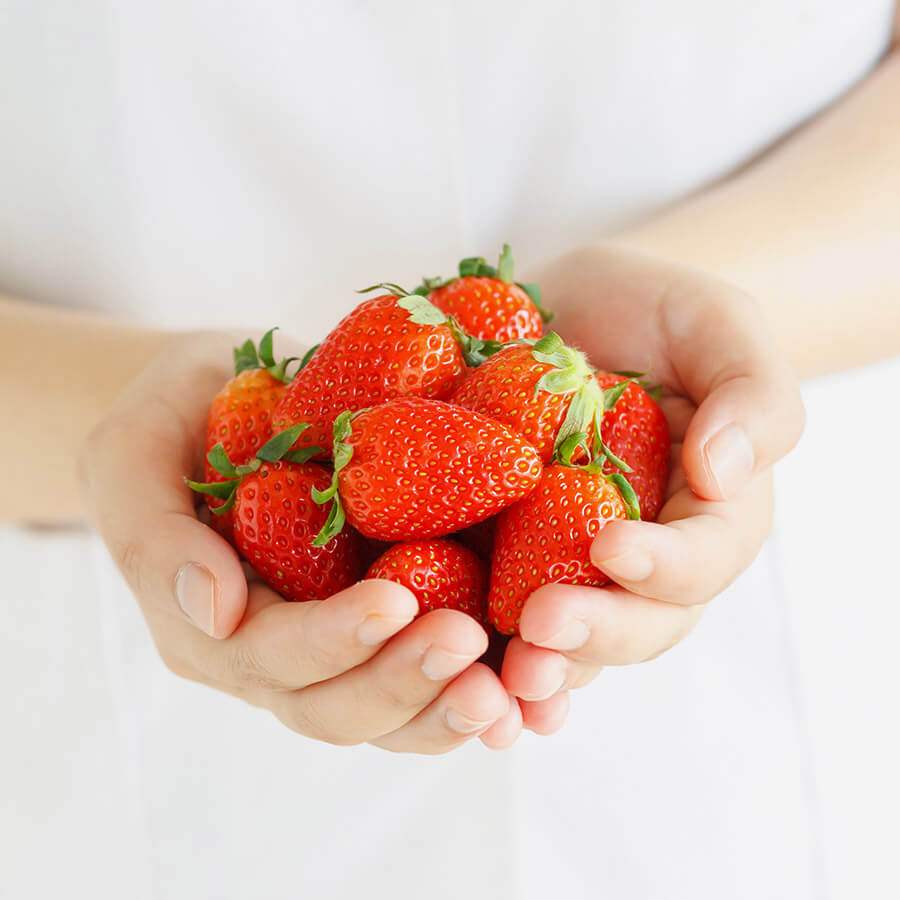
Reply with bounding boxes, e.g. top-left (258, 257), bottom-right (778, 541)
top-left (587, 470), bottom-right (773, 605)
top-left (520, 692), bottom-right (571, 736)
top-left (270, 609), bottom-right (488, 745)
top-left (202, 580), bottom-right (419, 692)
top-left (516, 584), bottom-right (706, 667)
top-left (662, 284), bottom-right (805, 500)
top-left (480, 694), bottom-right (524, 750)
top-left (370, 664), bottom-right (510, 754)
top-left (81, 336), bottom-right (250, 639)
top-left (500, 638), bottom-right (571, 701)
